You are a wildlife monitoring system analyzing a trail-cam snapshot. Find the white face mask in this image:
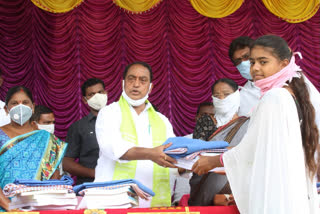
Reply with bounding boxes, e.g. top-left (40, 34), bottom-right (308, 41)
top-left (9, 104), bottom-right (33, 126)
top-left (86, 93), bottom-right (108, 111)
top-left (236, 60), bottom-right (252, 80)
top-left (212, 90), bottom-right (240, 127)
top-left (122, 80), bottom-right (152, 107)
top-left (36, 123), bottom-right (55, 134)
